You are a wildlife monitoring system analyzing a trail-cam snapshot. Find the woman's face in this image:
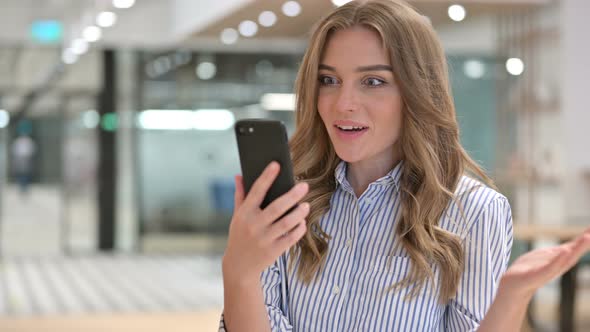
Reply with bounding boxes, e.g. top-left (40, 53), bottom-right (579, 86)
top-left (317, 26), bottom-right (403, 168)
